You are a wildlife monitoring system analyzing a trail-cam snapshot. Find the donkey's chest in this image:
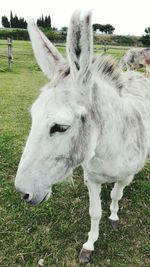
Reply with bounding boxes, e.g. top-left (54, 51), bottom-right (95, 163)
top-left (83, 146), bottom-right (146, 183)
top-left (83, 156), bottom-right (126, 183)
